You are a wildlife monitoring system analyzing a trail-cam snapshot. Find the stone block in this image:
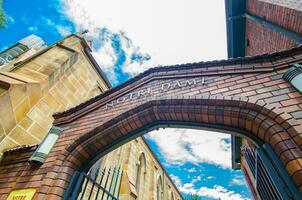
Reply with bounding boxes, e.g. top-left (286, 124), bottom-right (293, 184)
top-left (27, 83), bottom-right (42, 107)
top-left (36, 101), bottom-right (51, 116)
top-left (0, 137), bottom-right (18, 153)
top-left (0, 92), bottom-right (16, 133)
top-left (0, 88), bottom-right (6, 96)
top-left (13, 97), bottom-right (30, 122)
top-left (0, 122), bottom-right (4, 141)
top-left (19, 116), bottom-right (33, 131)
top-left (42, 94), bottom-right (60, 112)
top-left (15, 68), bottom-right (48, 82)
top-left (49, 87), bottom-right (69, 107)
top-left (25, 62), bottom-right (42, 71)
top-left (28, 122), bottom-right (49, 141)
top-left (27, 108), bottom-right (51, 129)
top-left (9, 126), bottom-right (39, 145)
top-left (9, 84), bottom-right (27, 108)
top-left (62, 77), bottom-right (76, 94)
